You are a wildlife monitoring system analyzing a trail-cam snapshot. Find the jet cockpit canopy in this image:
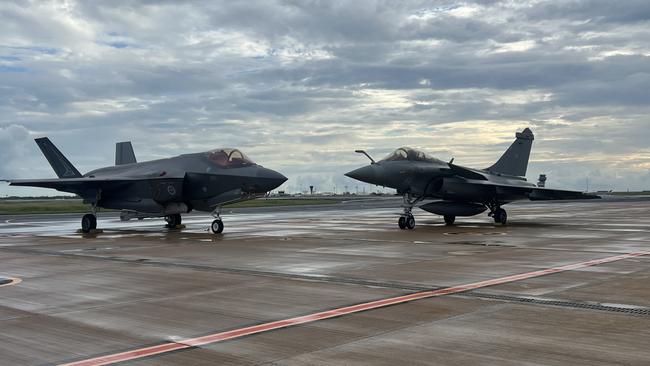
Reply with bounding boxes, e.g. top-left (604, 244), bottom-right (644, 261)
top-left (380, 147), bottom-right (443, 164)
top-left (206, 148), bottom-right (256, 168)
